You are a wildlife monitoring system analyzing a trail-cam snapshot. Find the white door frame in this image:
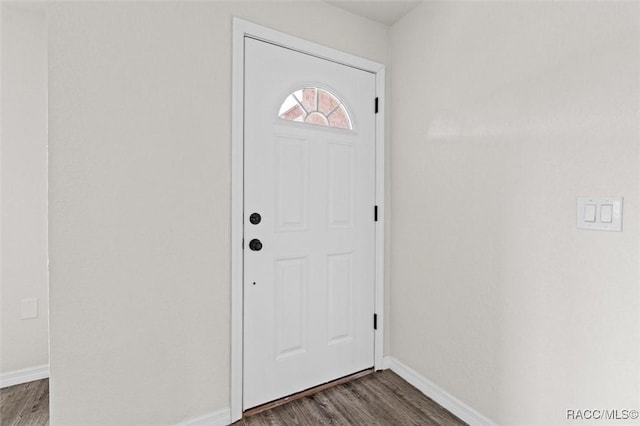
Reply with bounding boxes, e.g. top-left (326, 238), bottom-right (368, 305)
top-left (231, 18), bottom-right (385, 422)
